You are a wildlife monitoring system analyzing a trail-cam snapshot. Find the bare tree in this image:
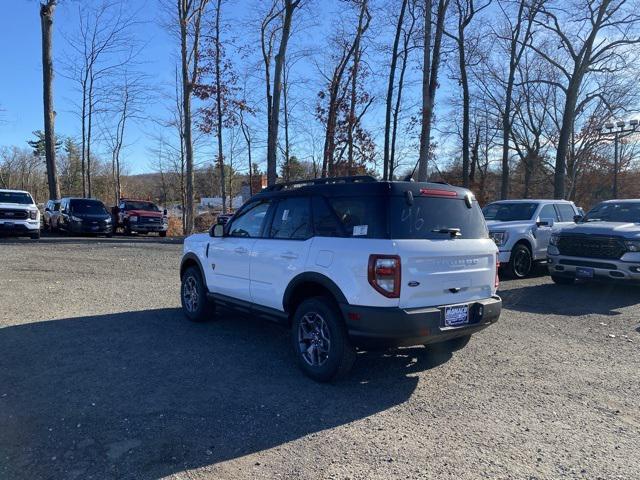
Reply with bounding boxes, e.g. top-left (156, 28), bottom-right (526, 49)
top-left (264, 0), bottom-right (302, 186)
top-left (177, 0), bottom-right (210, 234)
top-left (40, 0), bottom-right (61, 200)
top-left (383, 0), bottom-right (409, 180)
top-left (530, 0), bottom-right (640, 198)
top-left (445, 0), bottom-right (490, 187)
top-left (417, 0), bottom-right (450, 181)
